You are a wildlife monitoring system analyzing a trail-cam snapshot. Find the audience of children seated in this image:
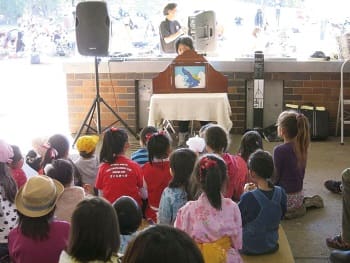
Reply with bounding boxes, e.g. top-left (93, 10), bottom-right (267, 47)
top-left (74, 135), bottom-right (99, 195)
top-left (1, 113), bottom-right (335, 262)
top-left (9, 175), bottom-right (69, 263)
top-left (39, 134), bottom-right (83, 186)
top-left (142, 131), bottom-right (172, 223)
top-left (204, 125), bottom-right (240, 201)
top-left (235, 130), bottom-right (263, 194)
top-left (239, 150), bottom-right (287, 255)
top-left (113, 196), bottom-right (143, 255)
top-left (59, 197), bottom-right (120, 263)
top-left (0, 140), bottom-right (18, 261)
top-left (131, 126), bottom-right (158, 166)
top-left (46, 159), bottom-right (85, 223)
top-left (158, 148), bottom-right (197, 225)
top-left (95, 127), bottom-right (144, 206)
top-left (122, 224), bottom-right (204, 263)
top-left (175, 154), bottom-right (243, 263)
top-left (273, 110), bottom-right (323, 219)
